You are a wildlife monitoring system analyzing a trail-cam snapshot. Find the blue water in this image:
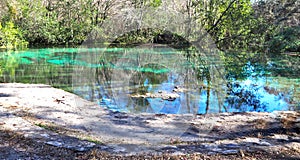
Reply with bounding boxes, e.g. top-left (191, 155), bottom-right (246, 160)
top-left (1, 48), bottom-right (299, 114)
